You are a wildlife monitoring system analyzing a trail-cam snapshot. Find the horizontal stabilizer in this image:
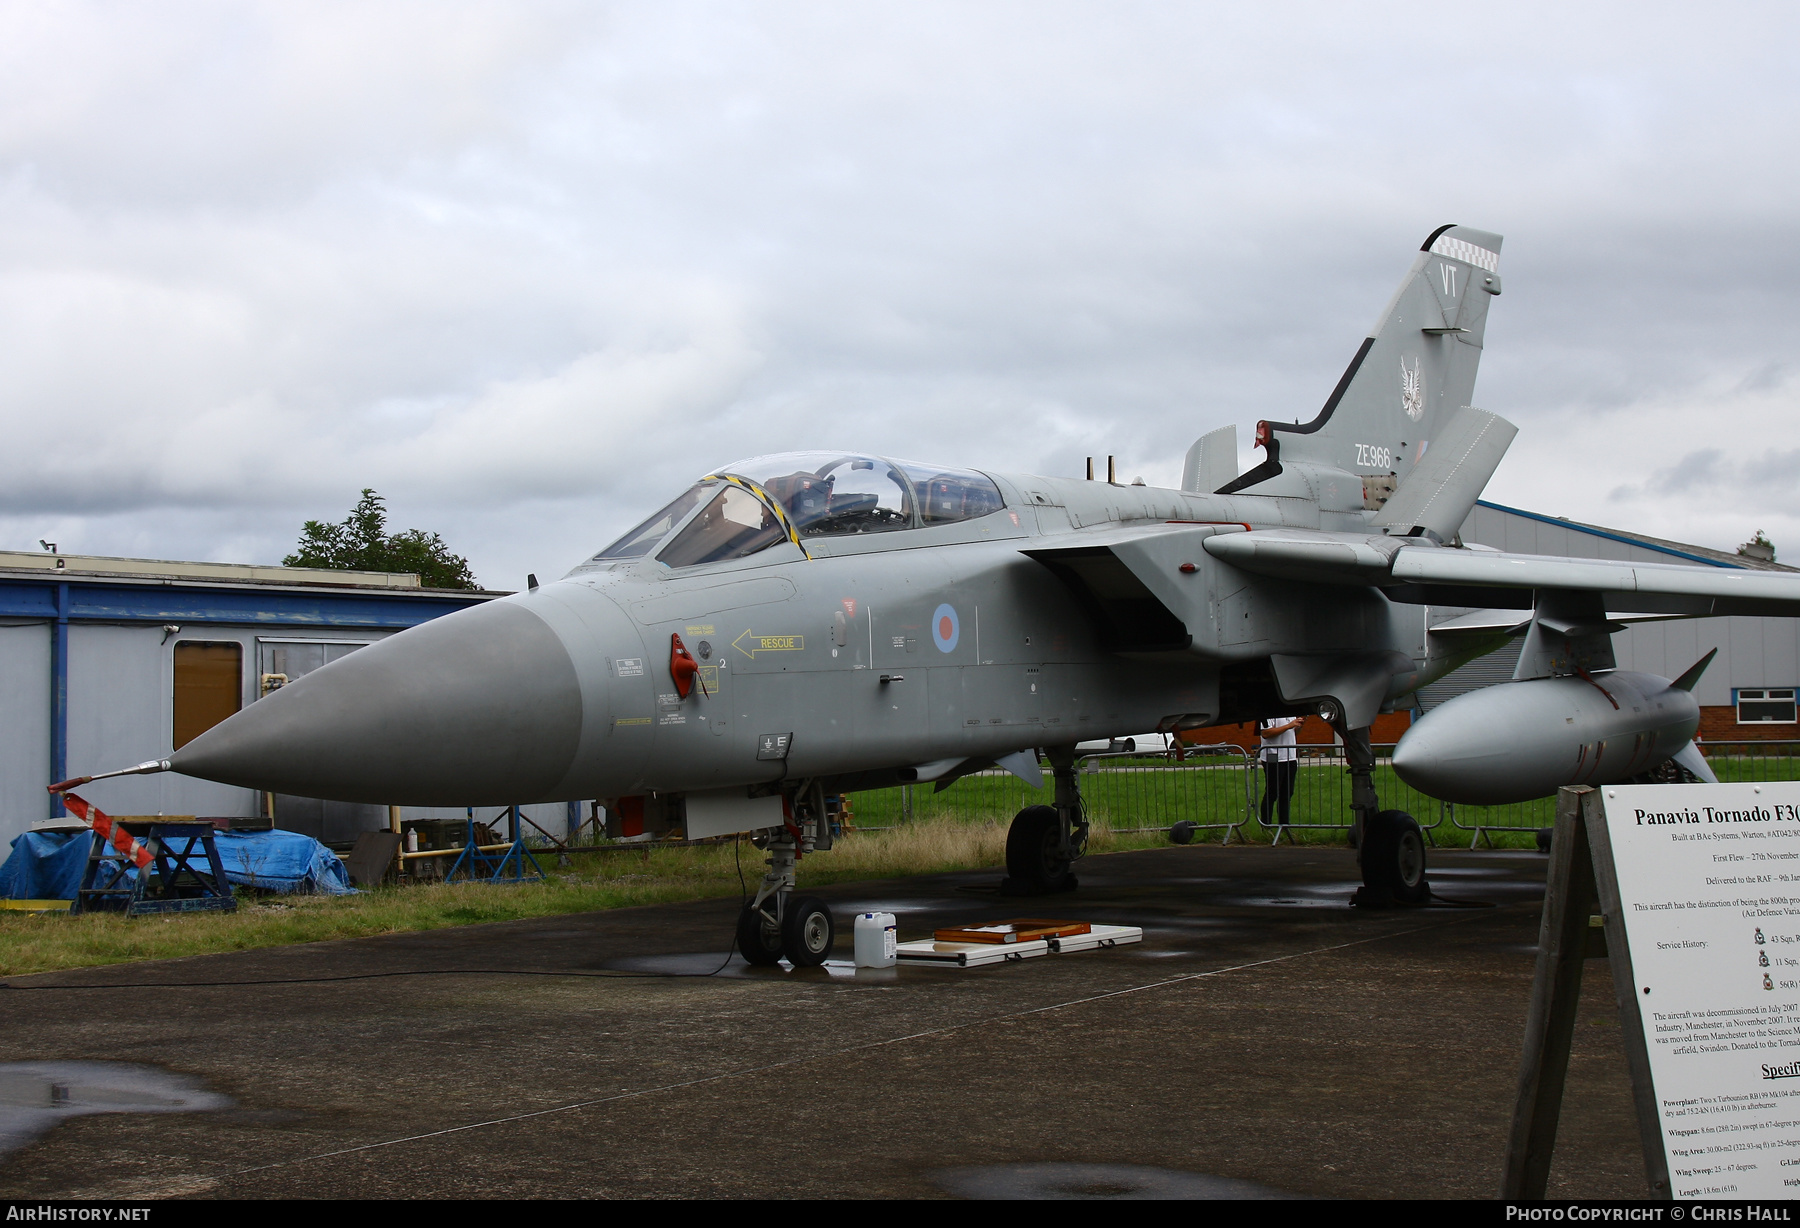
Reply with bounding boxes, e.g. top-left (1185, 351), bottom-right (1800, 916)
top-left (1369, 407), bottom-right (1517, 542)
top-left (1671, 648), bottom-right (1719, 693)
